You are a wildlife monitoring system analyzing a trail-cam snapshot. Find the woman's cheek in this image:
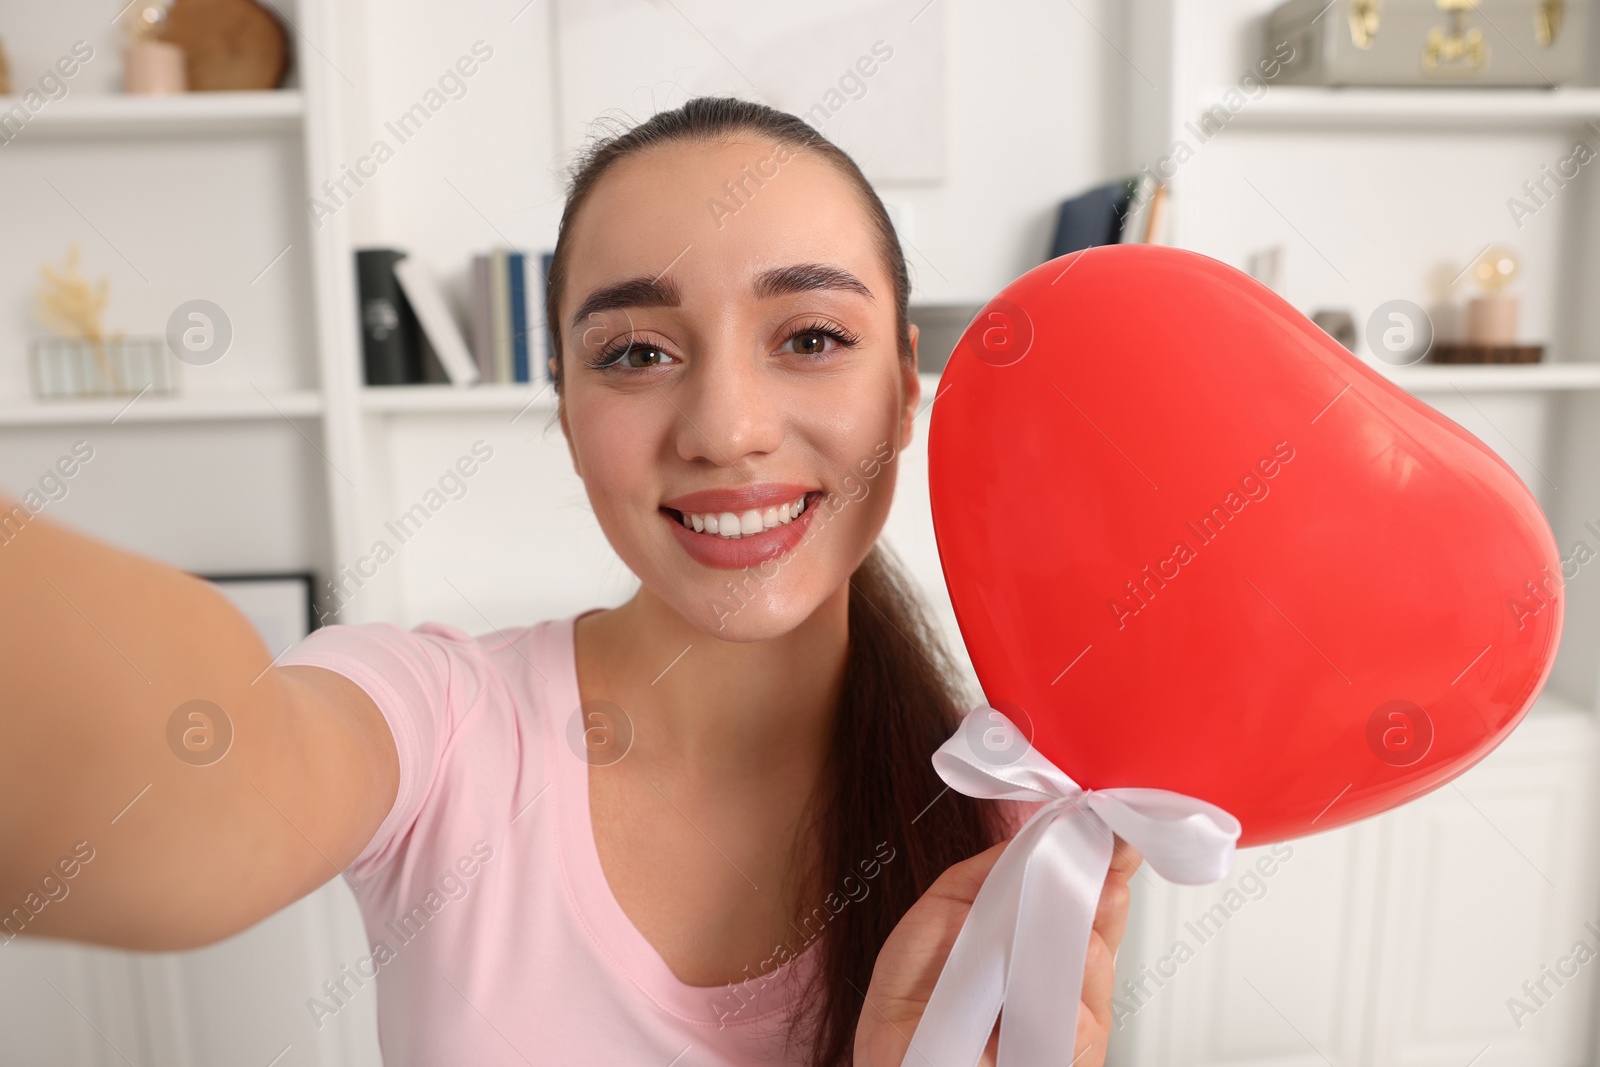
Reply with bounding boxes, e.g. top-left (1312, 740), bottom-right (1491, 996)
top-left (571, 408), bottom-right (659, 524)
